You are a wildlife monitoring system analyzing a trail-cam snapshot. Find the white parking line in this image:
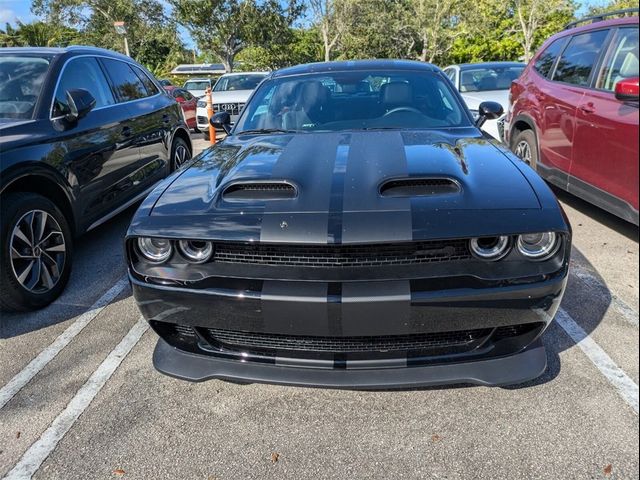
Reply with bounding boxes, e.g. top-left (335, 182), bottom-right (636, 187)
top-left (570, 260), bottom-right (639, 328)
top-left (2, 317), bottom-right (148, 480)
top-left (0, 277), bottom-right (129, 410)
top-left (556, 308), bottom-right (639, 415)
